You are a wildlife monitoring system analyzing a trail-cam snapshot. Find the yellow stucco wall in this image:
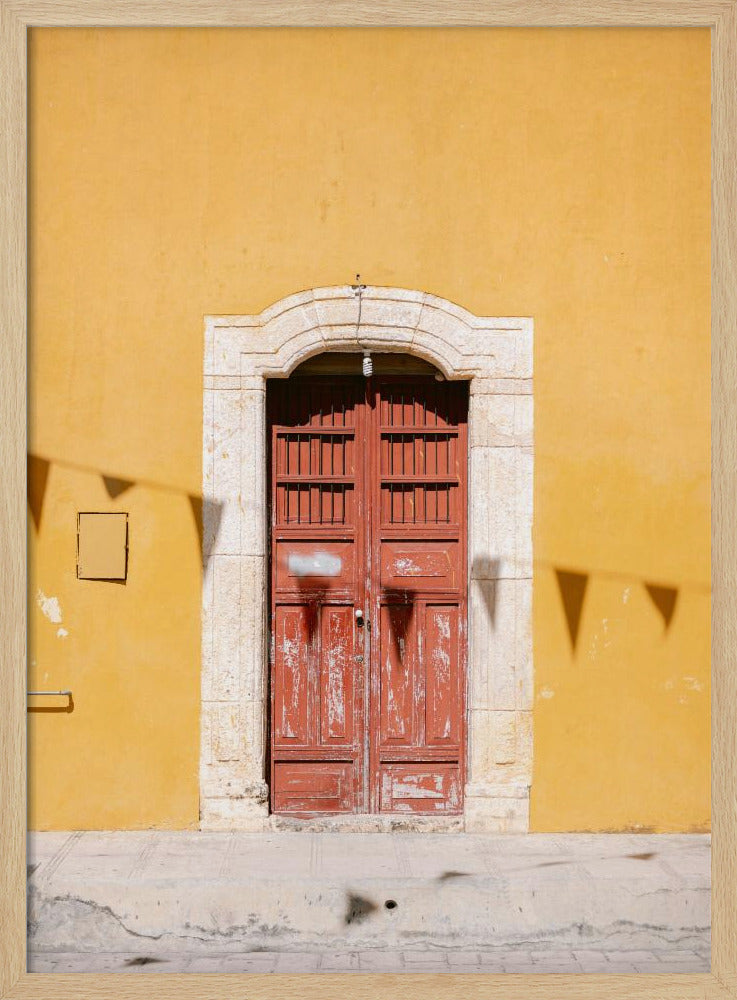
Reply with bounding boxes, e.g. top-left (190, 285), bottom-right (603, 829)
top-left (28, 27), bottom-right (710, 831)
